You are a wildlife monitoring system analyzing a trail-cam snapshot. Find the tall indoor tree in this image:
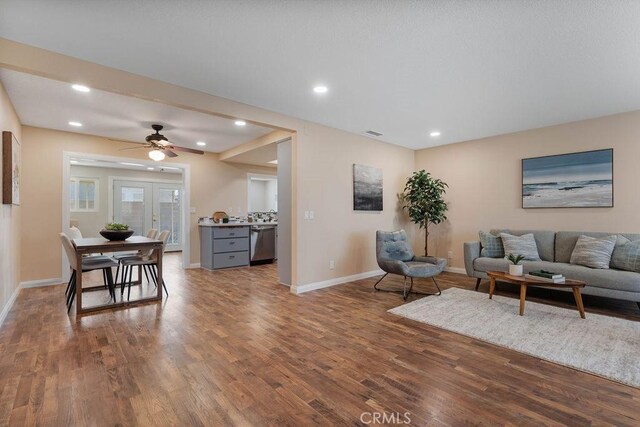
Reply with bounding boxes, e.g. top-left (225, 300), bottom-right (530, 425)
top-left (402, 170), bottom-right (449, 256)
